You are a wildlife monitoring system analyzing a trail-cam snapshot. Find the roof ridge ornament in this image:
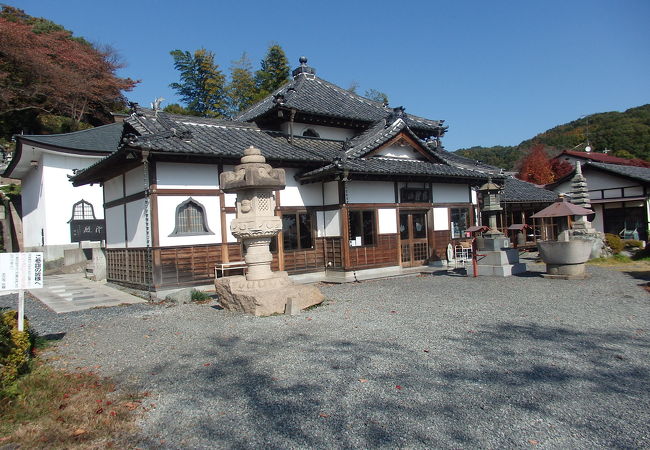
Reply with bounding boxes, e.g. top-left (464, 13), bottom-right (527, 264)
top-left (292, 56), bottom-right (316, 78)
top-left (386, 106), bottom-right (407, 127)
